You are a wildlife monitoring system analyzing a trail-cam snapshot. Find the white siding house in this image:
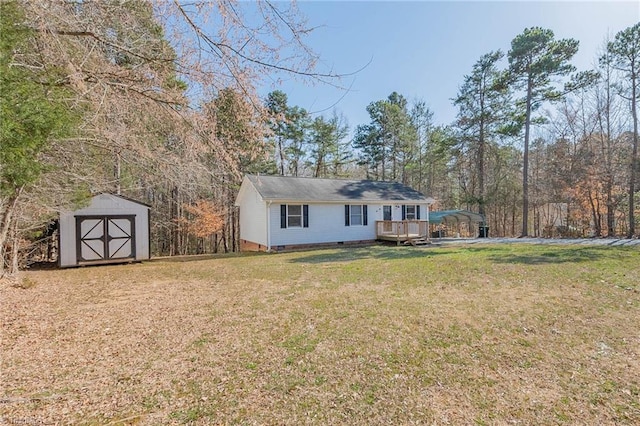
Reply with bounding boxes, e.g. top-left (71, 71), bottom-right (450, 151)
top-left (235, 175), bottom-right (435, 251)
top-left (59, 193), bottom-right (150, 267)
